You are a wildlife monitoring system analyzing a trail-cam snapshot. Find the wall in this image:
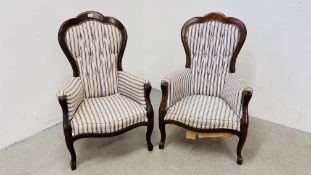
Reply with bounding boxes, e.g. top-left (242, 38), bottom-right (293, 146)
top-left (0, 0), bottom-right (144, 149)
top-left (142, 0), bottom-right (311, 133)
